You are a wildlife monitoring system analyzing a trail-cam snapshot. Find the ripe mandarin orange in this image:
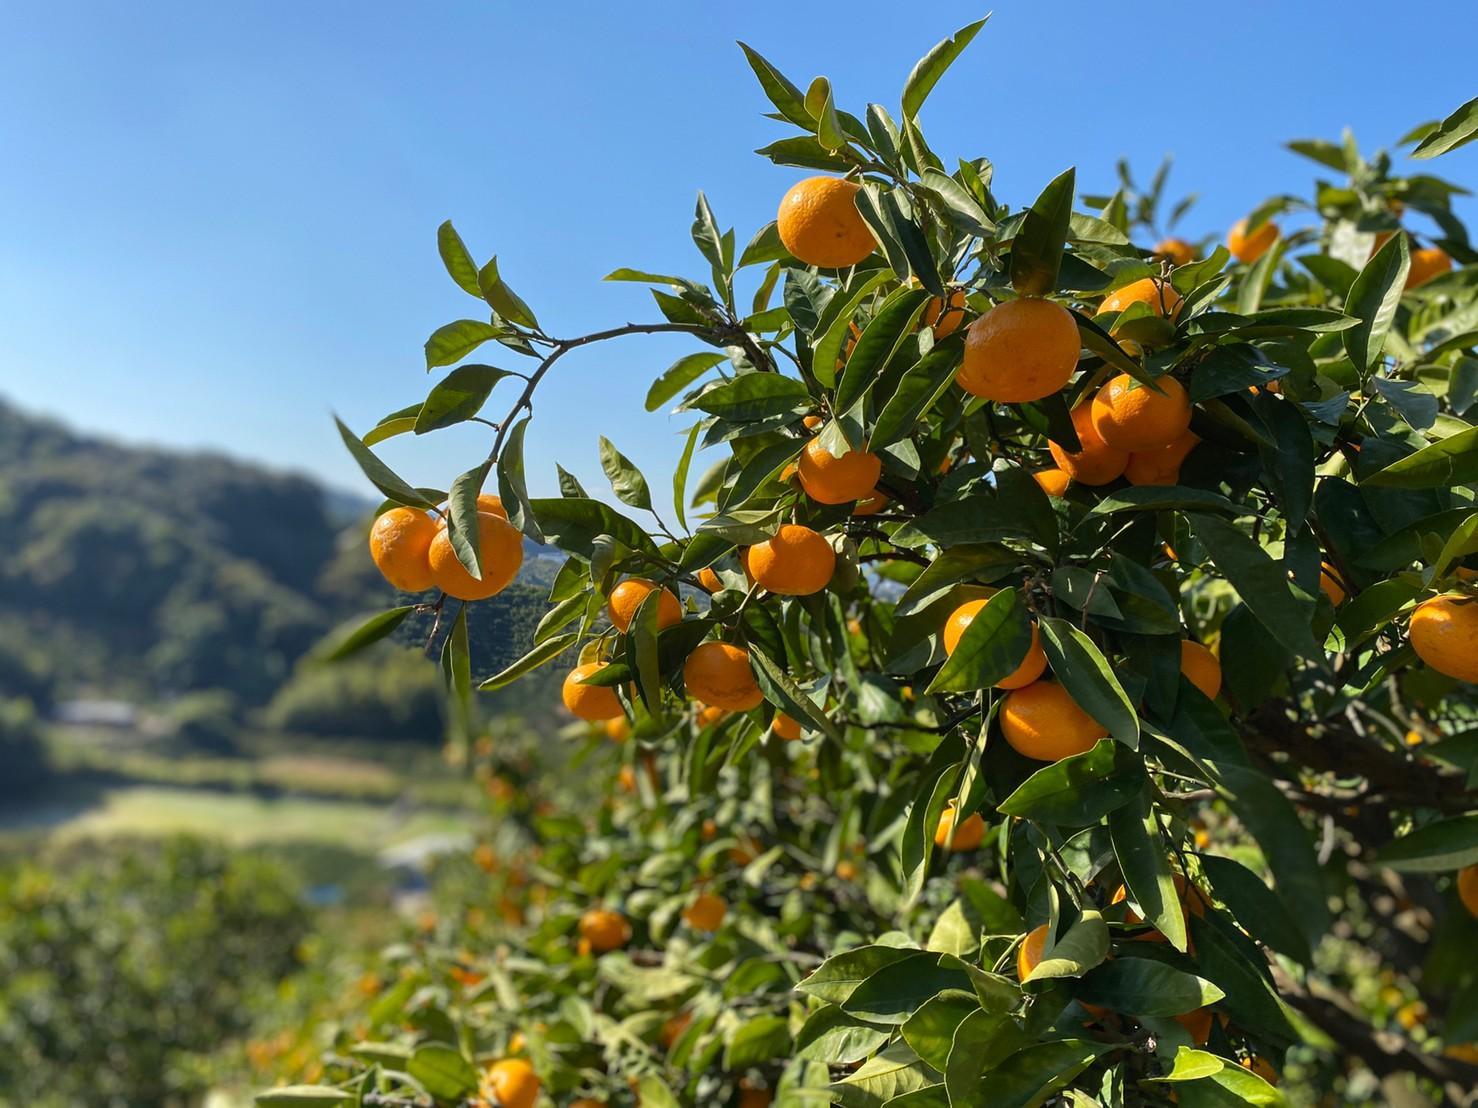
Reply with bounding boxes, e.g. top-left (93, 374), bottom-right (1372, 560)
top-left (934, 803), bottom-right (987, 851)
top-left (1319, 562), bottom-right (1348, 606)
top-left (696, 704), bottom-right (729, 728)
top-left (562, 662), bottom-right (624, 721)
top-left (481, 1058), bottom-right (540, 1108)
top-left (1154, 238), bottom-right (1195, 266)
top-left (852, 489), bottom-right (889, 516)
top-left (958, 298), bottom-right (1081, 402)
top-left (607, 577), bottom-right (683, 632)
top-left (776, 177), bottom-right (875, 268)
top-left (796, 437), bottom-right (883, 504)
top-left (578, 908), bottom-right (629, 953)
top-left (1241, 1056), bottom-right (1280, 1086)
top-left (682, 891), bottom-right (728, 932)
top-left (369, 507), bottom-right (439, 592)
top-left (1175, 1007), bottom-right (1215, 1045)
top-left (697, 566), bottom-right (723, 593)
top-left (772, 712), bottom-right (803, 741)
top-left (746, 524), bottom-right (836, 596)
top-left (1409, 595), bottom-right (1478, 682)
top-left (1017, 922), bottom-right (1049, 980)
top-left (999, 681), bottom-right (1108, 761)
top-left (942, 600), bottom-right (1048, 690)
top-left (1033, 468), bottom-right (1071, 496)
top-left (428, 511), bottom-right (525, 600)
top-left (1049, 404), bottom-right (1129, 486)
top-left (1407, 247), bottom-right (1452, 289)
top-left (1124, 431), bottom-right (1199, 486)
top-left (475, 493), bottom-right (509, 518)
top-left (923, 288), bottom-right (969, 339)
top-left (1100, 277), bottom-right (1182, 319)
top-left (604, 716), bottom-right (631, 743)
top-left (1458, 865), bottom-right (1478, 917)
top-left (1180, 640), bottom-right (1222, 700)
top-left (683, 642), bottom-right (763, 711)
top-left (1228, 217), bottom-right (1279, 264)
top-left (802, 413), bottom-right (825, 430)
top-left (1090, 374), bottom-right (1192, 451)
